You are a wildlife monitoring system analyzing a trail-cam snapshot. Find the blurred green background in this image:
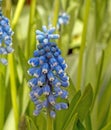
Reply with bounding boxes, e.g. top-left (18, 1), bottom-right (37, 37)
top-left (0, 0), bottom-right (111, 130)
